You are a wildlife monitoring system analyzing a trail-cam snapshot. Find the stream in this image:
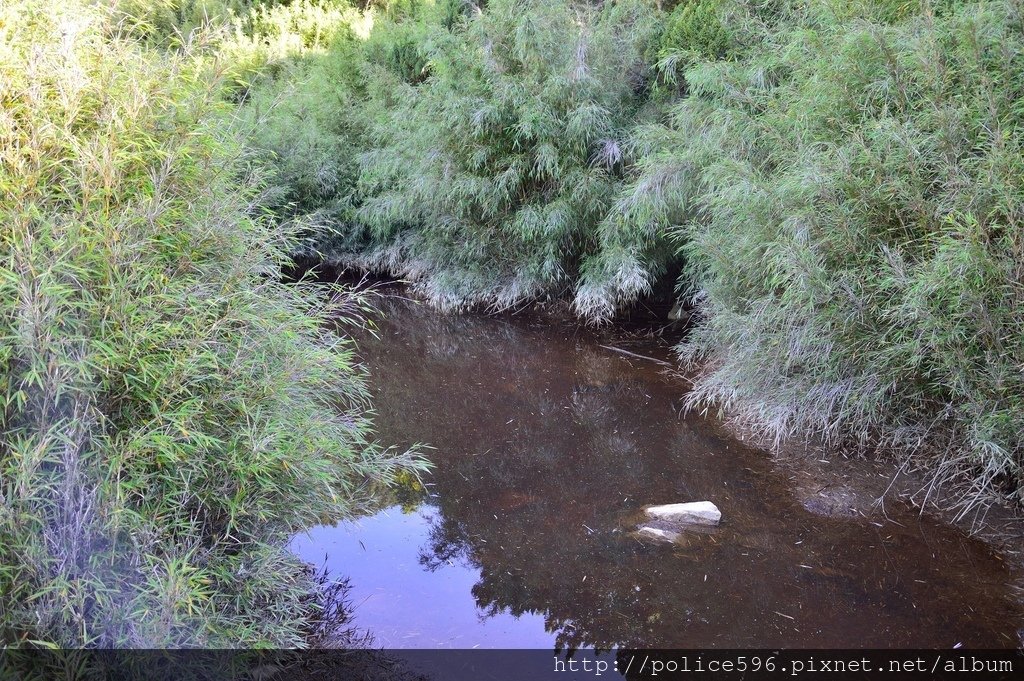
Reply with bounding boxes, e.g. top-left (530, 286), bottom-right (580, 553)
top-left (291, 295), bottom-right (1023, 649)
